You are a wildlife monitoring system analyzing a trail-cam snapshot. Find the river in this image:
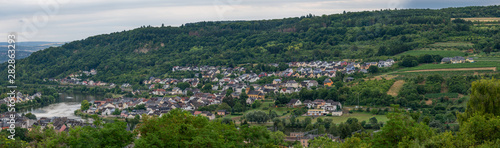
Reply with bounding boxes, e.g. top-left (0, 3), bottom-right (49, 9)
top-left (23, 92), bottom-right (104, 120)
